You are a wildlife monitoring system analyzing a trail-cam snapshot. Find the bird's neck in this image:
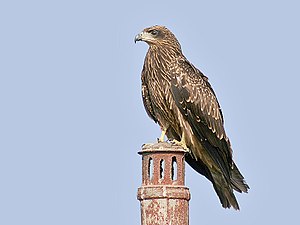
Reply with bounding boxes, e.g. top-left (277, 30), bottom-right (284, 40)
top-left (149, 44), bottom-right (182, 59)
top-left (146, 45), bottom-right (182, 69)
top-left (144, 45), bottom-right (182, 84)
